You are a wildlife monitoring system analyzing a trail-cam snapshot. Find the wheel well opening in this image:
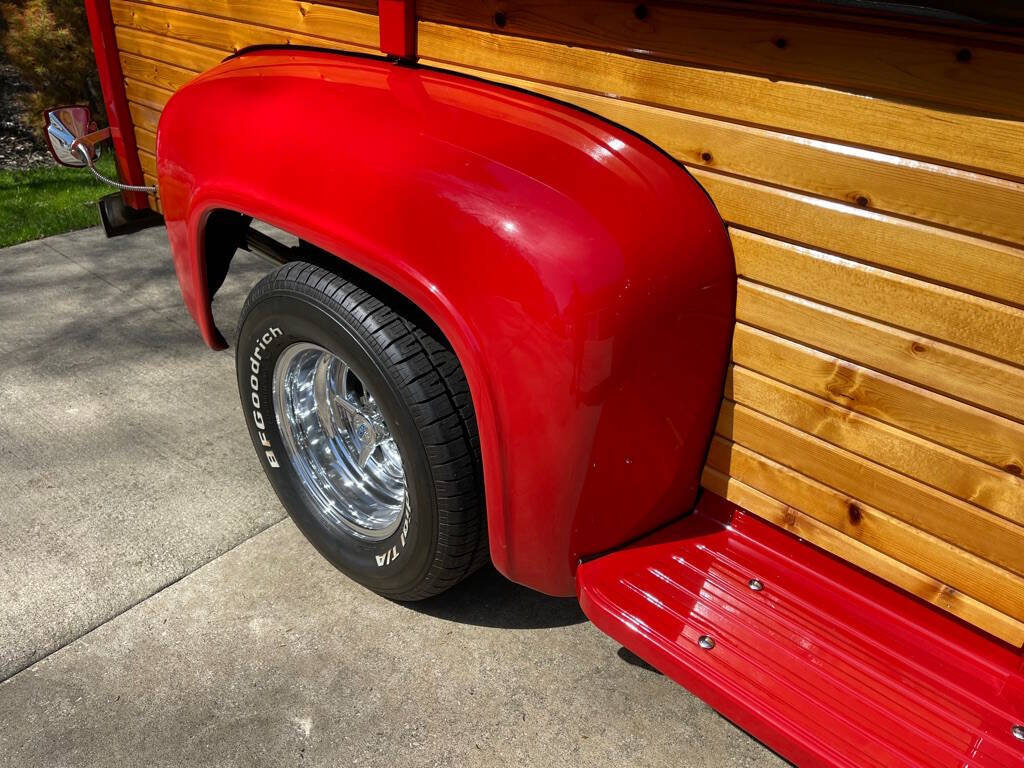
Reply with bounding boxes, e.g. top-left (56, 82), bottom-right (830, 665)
top-left (202, 208), bottom-right (459, 364)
